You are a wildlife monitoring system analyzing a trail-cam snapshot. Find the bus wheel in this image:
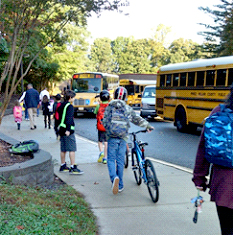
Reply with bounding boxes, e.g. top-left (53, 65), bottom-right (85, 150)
top-left (175, 107), bottom-right (187, 132)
